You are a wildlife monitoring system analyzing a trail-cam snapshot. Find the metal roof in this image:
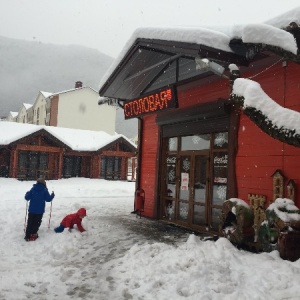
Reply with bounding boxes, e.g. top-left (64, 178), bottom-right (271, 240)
top-left (99, 38), bottom-right (249, 101)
